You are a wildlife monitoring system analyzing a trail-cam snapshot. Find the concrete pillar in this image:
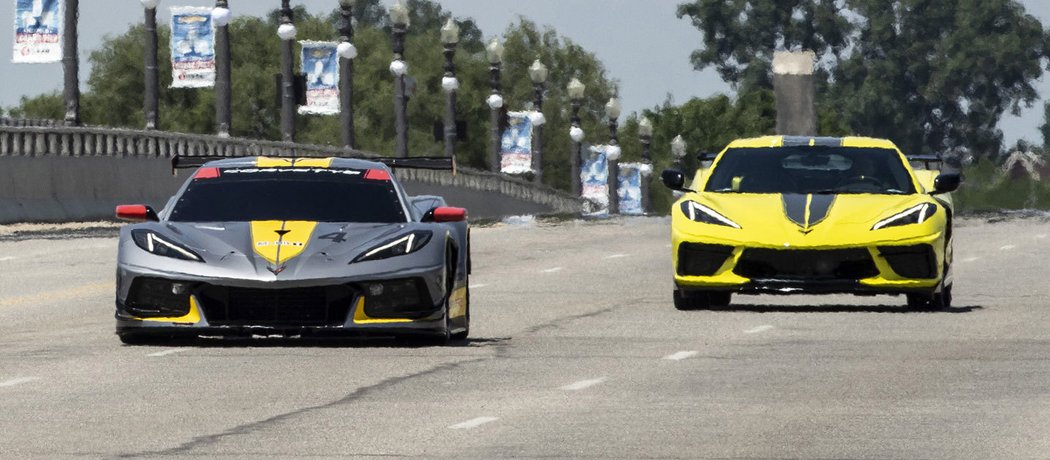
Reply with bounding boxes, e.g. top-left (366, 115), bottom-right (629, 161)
top-left (772, 51), bottom-right (817, 136)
